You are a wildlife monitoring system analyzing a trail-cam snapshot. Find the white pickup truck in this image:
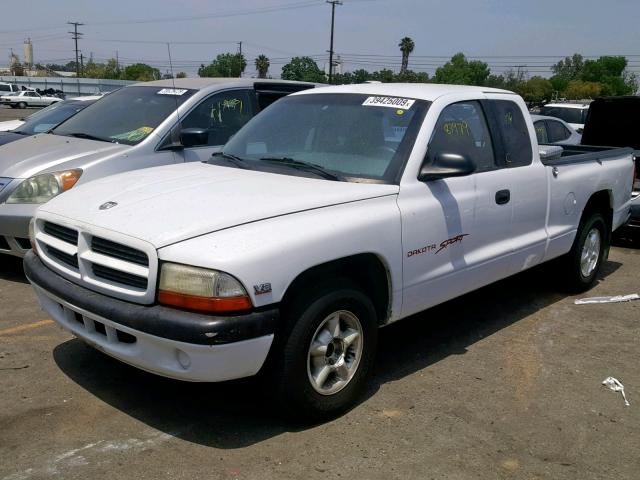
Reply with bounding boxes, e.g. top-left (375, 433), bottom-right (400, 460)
top-left (24, 84), bottom-right (635, 419)
top-left (0, 90), bottom-right (62, 109)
